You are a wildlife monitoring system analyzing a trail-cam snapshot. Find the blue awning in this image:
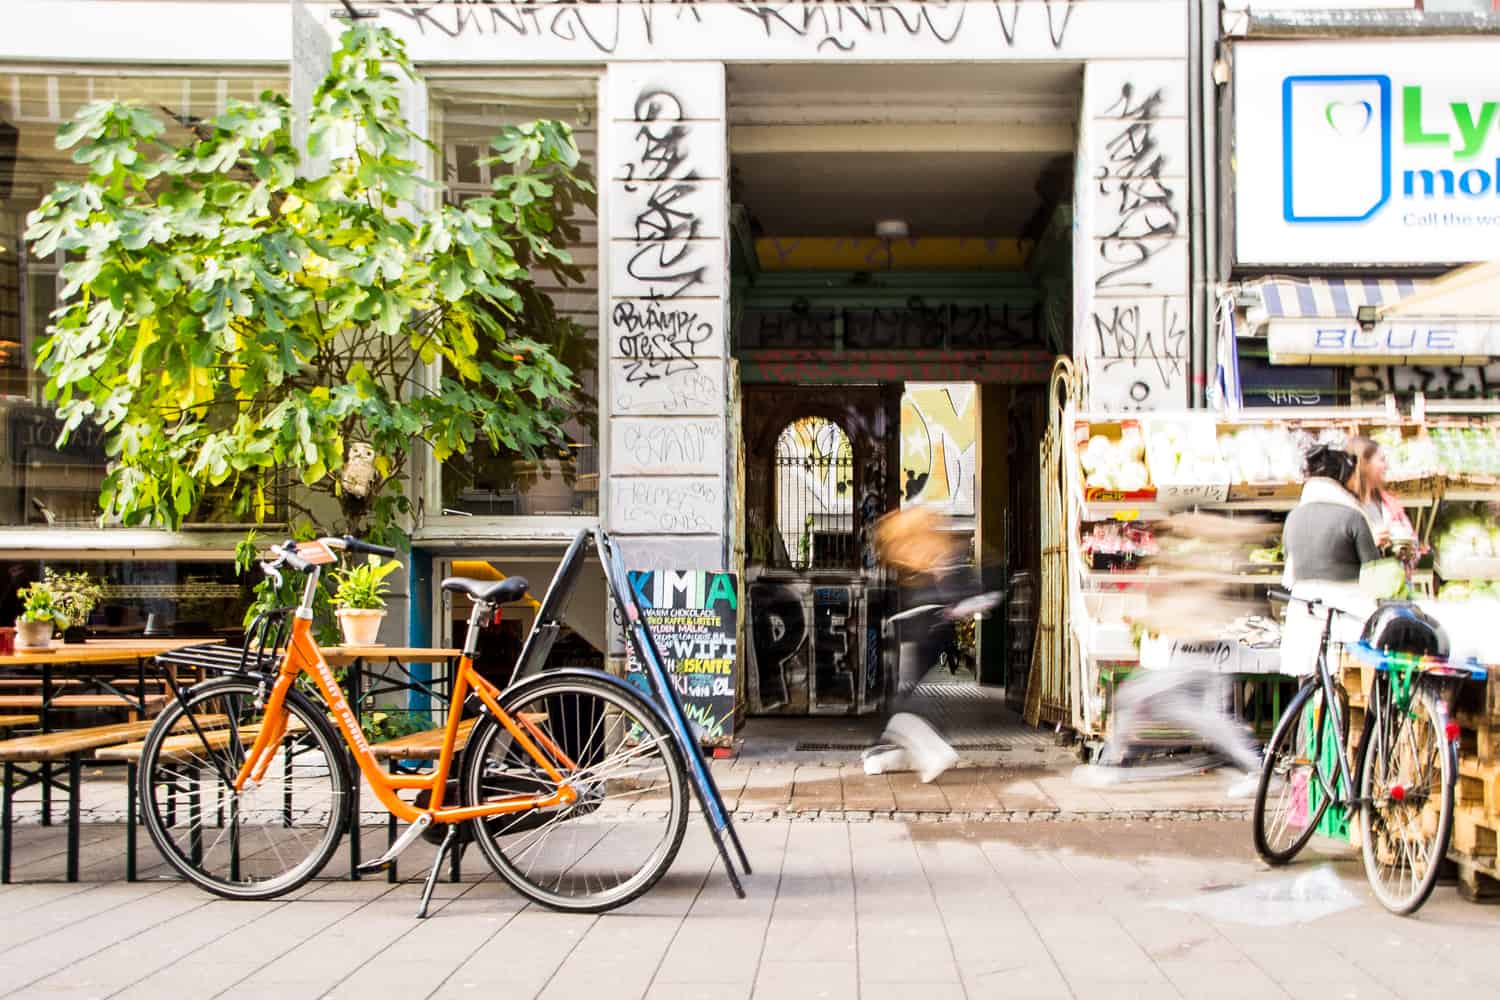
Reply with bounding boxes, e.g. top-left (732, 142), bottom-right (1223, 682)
top-left (1254, 278), bottom-right (1425, 319)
